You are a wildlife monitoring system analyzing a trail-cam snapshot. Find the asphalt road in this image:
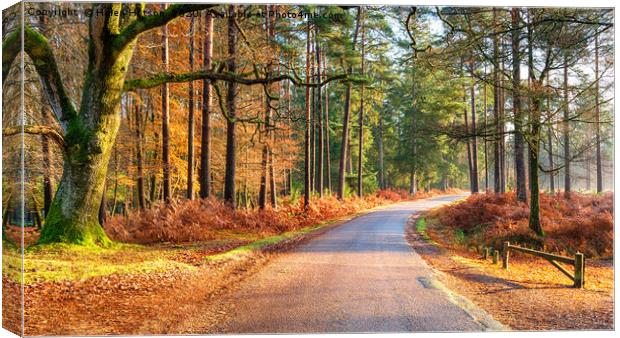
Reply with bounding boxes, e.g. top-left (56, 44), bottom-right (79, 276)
top-left (217, 195), bottom-right (491, 333)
